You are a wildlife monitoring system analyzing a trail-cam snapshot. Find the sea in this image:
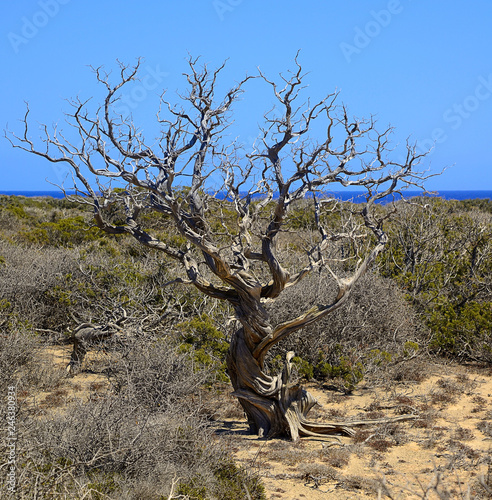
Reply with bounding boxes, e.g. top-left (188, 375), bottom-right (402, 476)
top-left (1, 190), bottom-right (491, 203)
